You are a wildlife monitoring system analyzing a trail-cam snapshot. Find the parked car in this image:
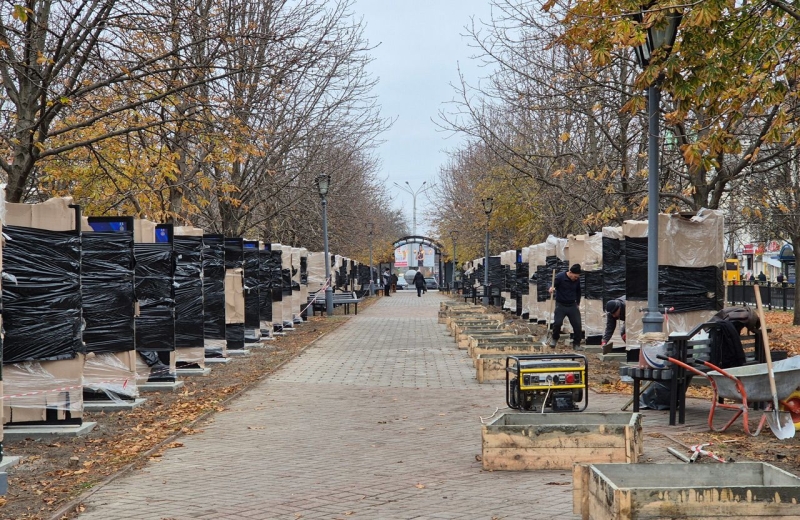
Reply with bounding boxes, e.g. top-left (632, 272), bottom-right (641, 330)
top-left (396, 277), bottom-right (408, 290)
top-left (424, 277), bottom-right (438, 290)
